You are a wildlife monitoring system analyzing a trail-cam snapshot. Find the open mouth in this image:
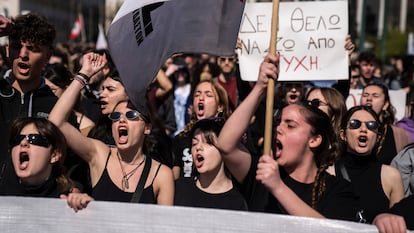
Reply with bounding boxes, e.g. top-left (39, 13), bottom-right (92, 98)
top-left (197, 103), bottom-right (205, 116)
top-left (19, 152), bottom-right (29, 170)
top-left (17, 62), bottom-right (30, 74)
top-left (196, 155), bottom-right (205, 162)
top-left (358, 136), bottom-right (367, 143)
top-left (118, 127), bottom-right (129, 144)
top-left (20, 152), bottom-right (29, 164)
top-left (289, 94), bottom-right (297, 100)
top-left (198, 103), bottom-right (204, 111)
top-left (275, 140), bottom-right (283, 151)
